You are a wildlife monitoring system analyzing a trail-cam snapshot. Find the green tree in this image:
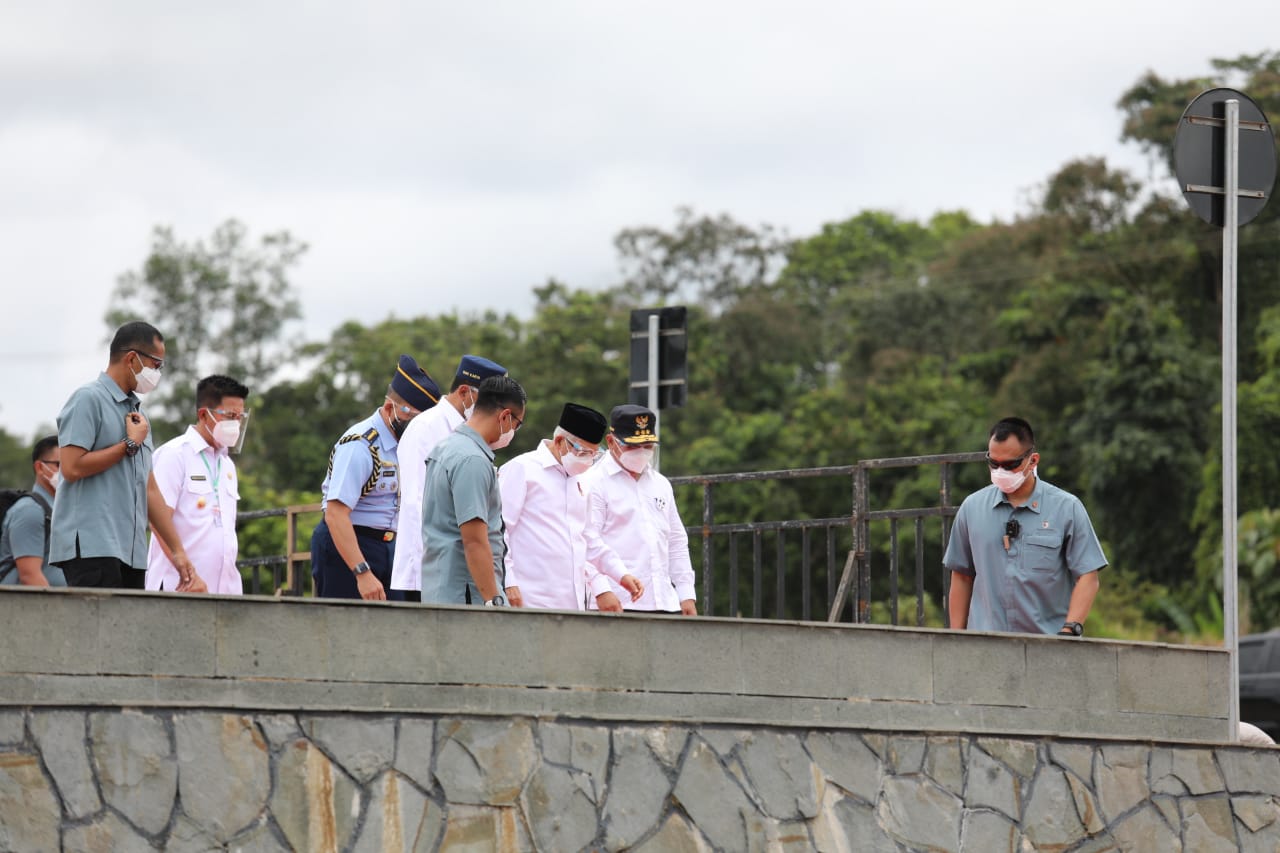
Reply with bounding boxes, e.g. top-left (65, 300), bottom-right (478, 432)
top-left (106, 219), bottom-right (306, 435)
